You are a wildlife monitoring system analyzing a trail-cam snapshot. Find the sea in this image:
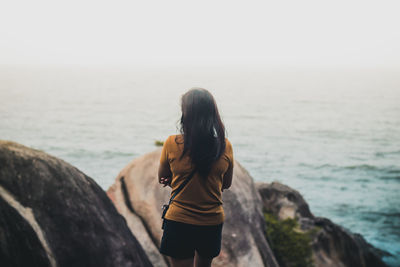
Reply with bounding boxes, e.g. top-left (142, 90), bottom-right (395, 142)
top-left (1, 65), bottom-right (399, 266)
